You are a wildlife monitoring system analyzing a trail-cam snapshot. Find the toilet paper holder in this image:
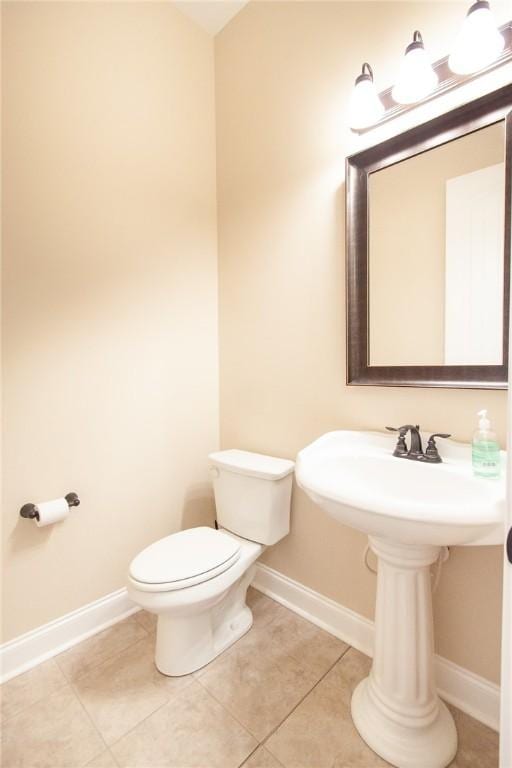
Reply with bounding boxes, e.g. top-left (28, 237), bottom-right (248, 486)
top-left (20, 492), bottom-right (80, 521)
